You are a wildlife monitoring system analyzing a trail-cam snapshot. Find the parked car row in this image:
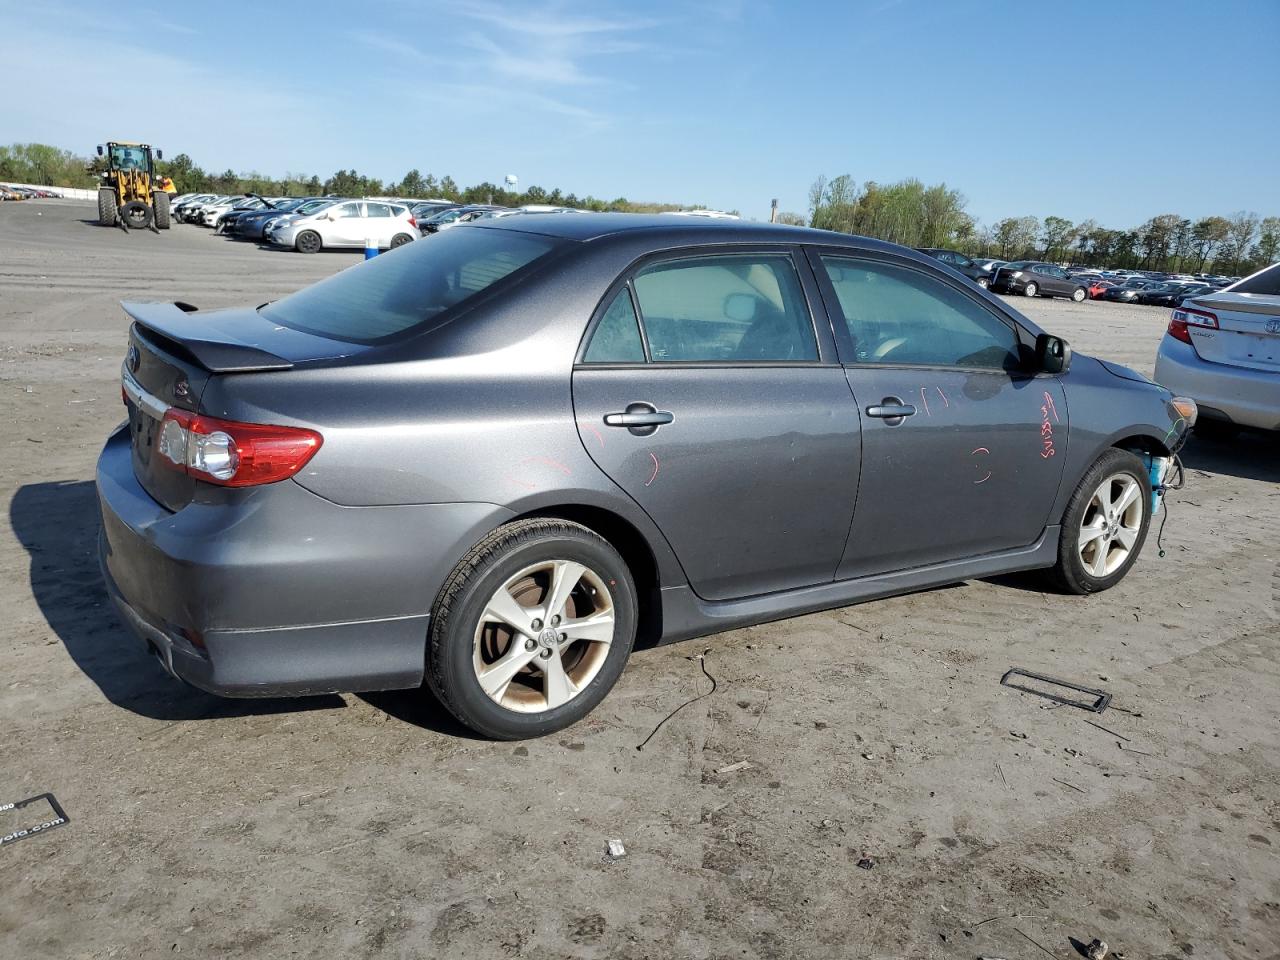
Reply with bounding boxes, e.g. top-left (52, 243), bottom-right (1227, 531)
top-left (1, 184), bottom-right (60, 200)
